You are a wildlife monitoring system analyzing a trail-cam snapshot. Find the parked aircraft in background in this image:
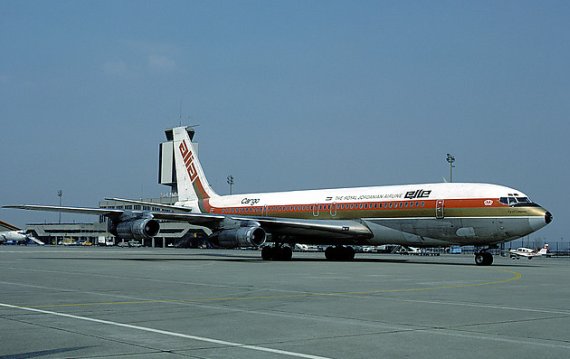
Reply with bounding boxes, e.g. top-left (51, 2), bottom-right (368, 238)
top-left (3, 126), bottom-right (552, 265)
top-left (509, 244), bottom-right (549, 259)
top-left (0, 220), bottom-right (44, 245)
